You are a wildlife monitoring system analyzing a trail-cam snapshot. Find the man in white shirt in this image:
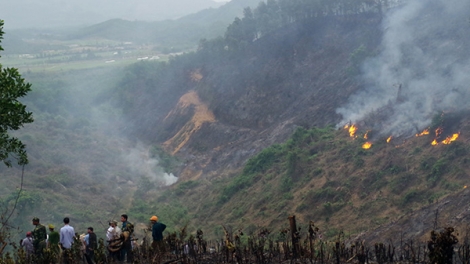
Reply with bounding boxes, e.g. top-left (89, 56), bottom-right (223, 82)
top-left (59, 217), bottom-right (75, 263)
top-left (107, 220), bottom-right (122, 261)
top-left (21, 231), bottom-right (34, 258)
top-left (107, 220), bottom-right (122, 241)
